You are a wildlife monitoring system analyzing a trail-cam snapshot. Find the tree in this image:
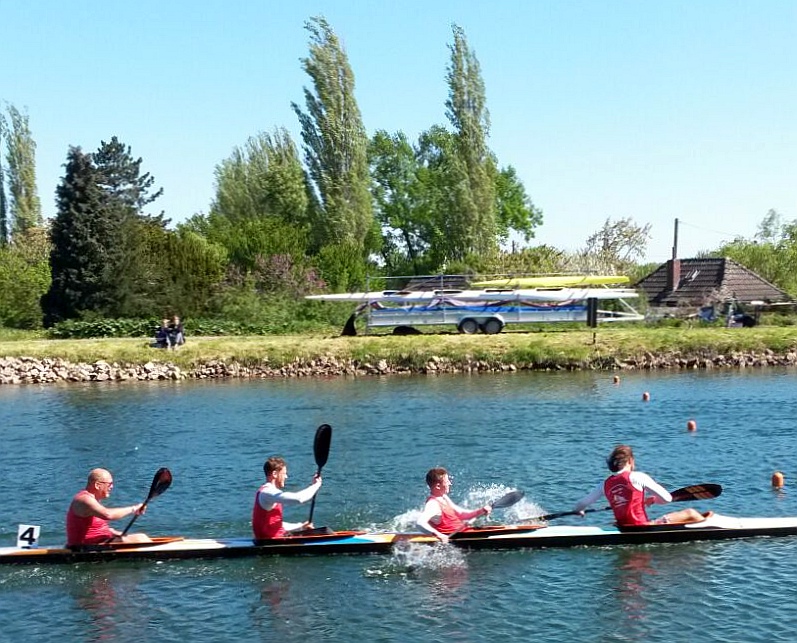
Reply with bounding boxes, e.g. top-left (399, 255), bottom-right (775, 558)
top-left (292, 16), bottom-right (375, 257)
top-left (494, 165), bottom-right (543, 244)
top-left (0, 126), bottom-right (7, 246)
top-left (444, 25), bottom-right (497, 259)
top-left (211, 128), bottom-right (309, 227)
top-left (94, 136), bottom-right (164, 216)
top-left (716, 209), bottom-right (797, 296)
top-left (0, 227), bottom-right (50, 328)
top-left (577, 217), bottom-right (652, 274)
top-left (1, 104), bottom-right (42, 239)
top-left (41, 147), bottom-right (116, 326)
top-left (368, 130), bottom-right (430, 273)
